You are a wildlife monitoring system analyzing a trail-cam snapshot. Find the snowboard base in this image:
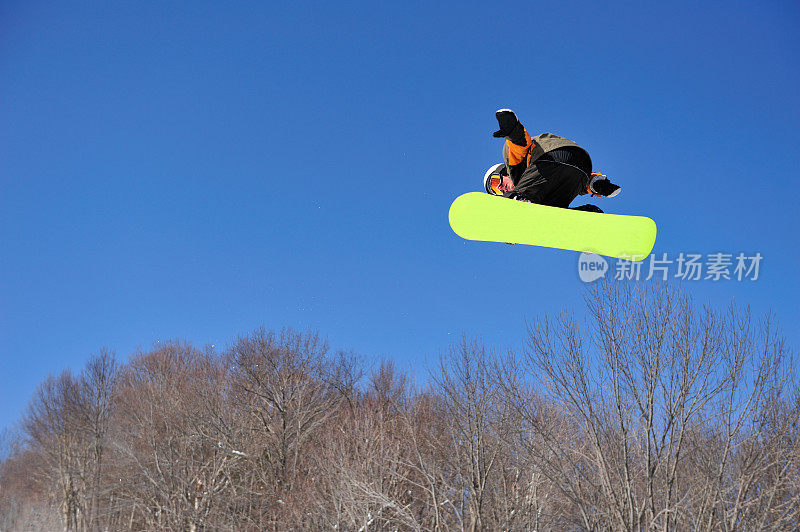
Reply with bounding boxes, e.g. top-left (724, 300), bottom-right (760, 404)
top-left (448, 193), bottom-right (656, 261)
